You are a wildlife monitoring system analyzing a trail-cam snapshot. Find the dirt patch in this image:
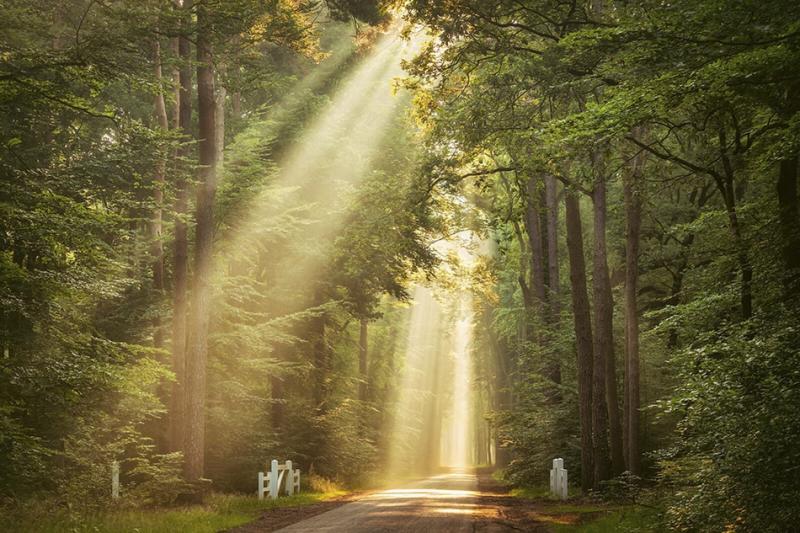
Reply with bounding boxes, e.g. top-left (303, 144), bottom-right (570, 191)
top-left (226, 493), bottom-right (362, 533)
top-left (472, 468), bottom-right (552, 531)
top-left (473, 468), bottom-right (607, 531)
